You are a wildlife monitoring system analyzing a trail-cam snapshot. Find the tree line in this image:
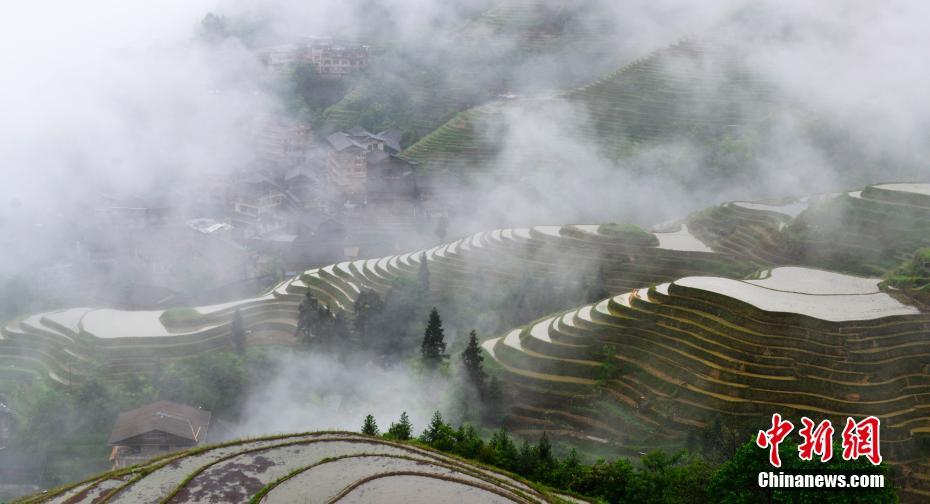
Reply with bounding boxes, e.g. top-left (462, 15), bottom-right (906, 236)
top-left (358, 412), bottom-right (896, 503)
